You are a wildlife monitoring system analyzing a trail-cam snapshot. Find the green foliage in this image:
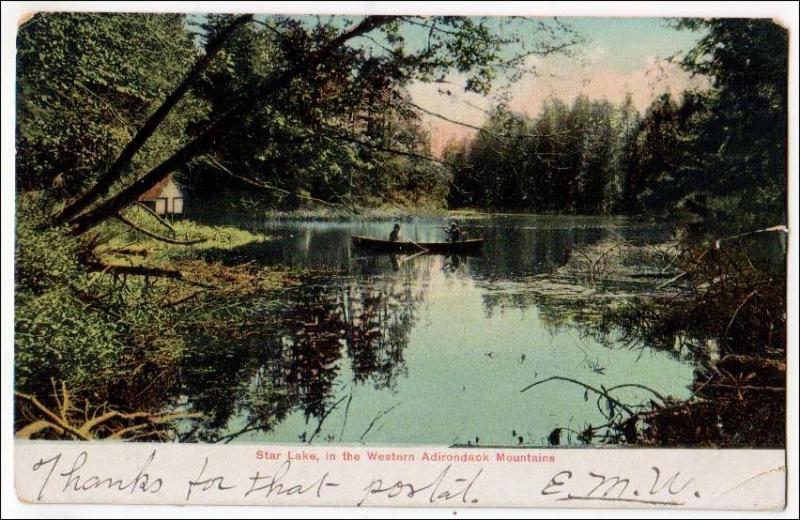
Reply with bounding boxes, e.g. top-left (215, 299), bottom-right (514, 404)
top-left (15, 290), bottom-right (125, 392)
top-left (182, 15), bottom-right (465, 210)
top-left (17, 13), bottom-right (579, 215)
top-left (16, 13), bottom-right (205, 197)
top-left (680, 19), bottom-right (786, 229)
top-left (15, 203), bottom-right (81, 294)
top-left (14, 197), bottom-right (185, 399)
top-left (446, 96), bottom-right (639, 214)
top-left (625, 19), bottom-right (787, 229)
top-left (15, 201), bottom-right (122, 391)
